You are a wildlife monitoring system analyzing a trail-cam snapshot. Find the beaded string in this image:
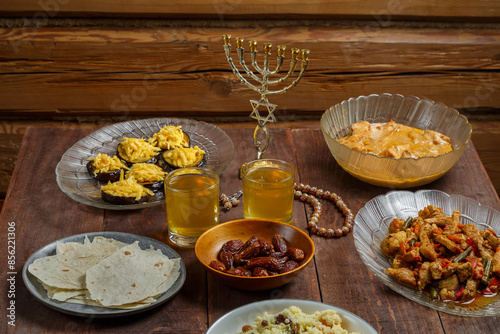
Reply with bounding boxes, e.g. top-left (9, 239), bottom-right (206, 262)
top-left (293, 183), bottom-right (354, 237)
top-left (219, 184), bottom-right (354, 238)
top-left (219, 190), bottom-right (243, 211)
